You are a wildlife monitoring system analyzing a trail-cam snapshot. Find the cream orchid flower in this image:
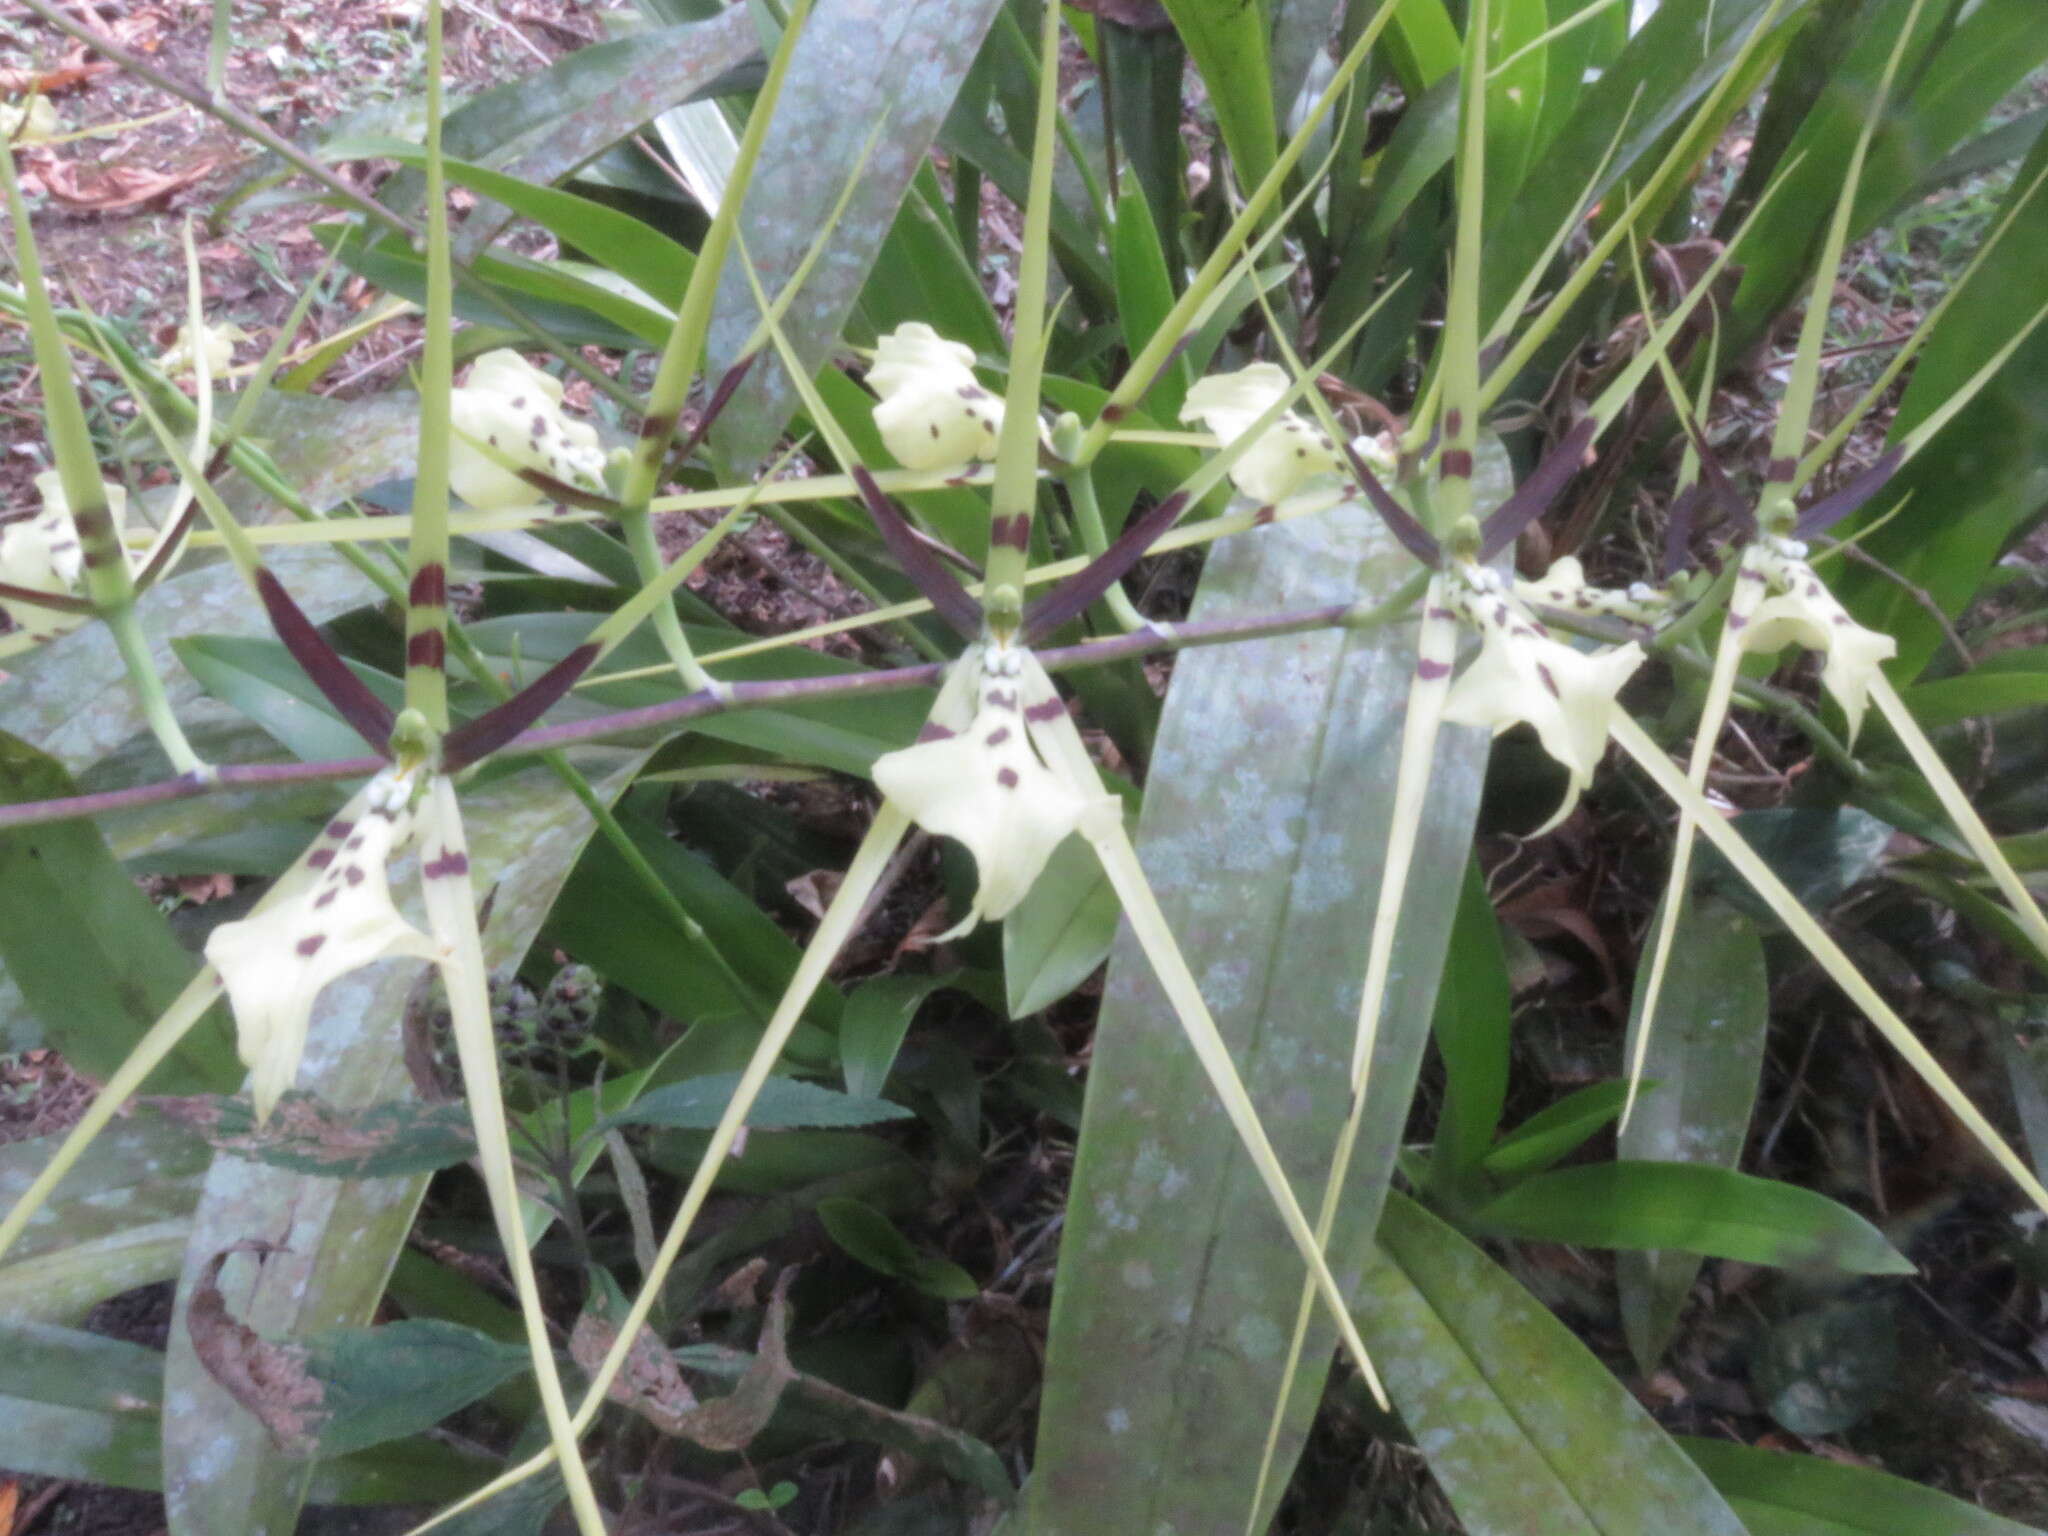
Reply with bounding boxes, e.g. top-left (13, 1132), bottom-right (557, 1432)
top-left (156, 319), bottom-right (252, 381)
top-left (203, 768), bottom-right (434, 1121)
top-left (871, 638), bottom-right (1118, 933)
top-left (1514, 554), bottom-right (1672, 625)
top-left (449, 350), bottom-right (610, 510)
top-left (0, 96), bottom-right (57, 146)
top-left (0, 471), bottom-right (133, 643)
top-left (867, 321), bottom-right (1004, 470)
top-left (1180, 362), bottom-right (1345, 505)
top-left (1734, 536), bottom-right (1895, 742)
top-left (1441, 565), bottom-right (1645, 834)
